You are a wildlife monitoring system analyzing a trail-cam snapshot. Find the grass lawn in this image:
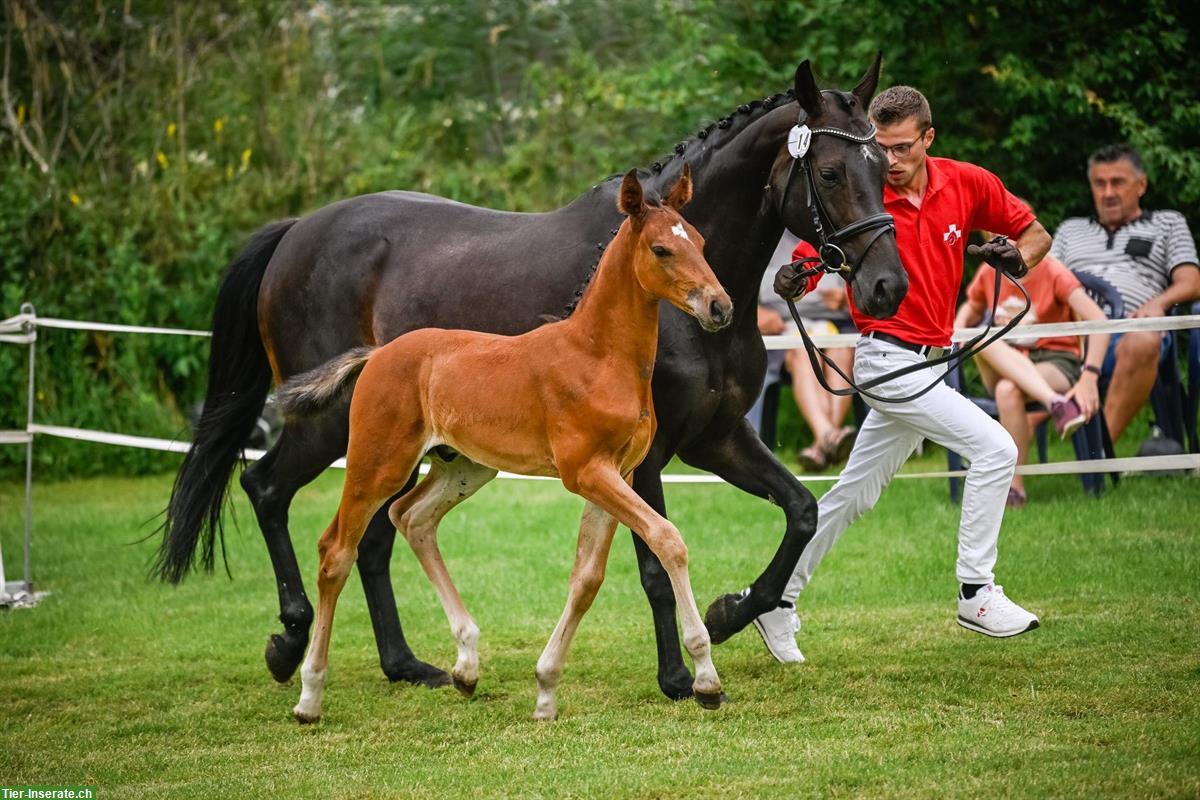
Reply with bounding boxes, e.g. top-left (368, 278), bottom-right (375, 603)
top-left (1, 450), bottom-right (1198, 798)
